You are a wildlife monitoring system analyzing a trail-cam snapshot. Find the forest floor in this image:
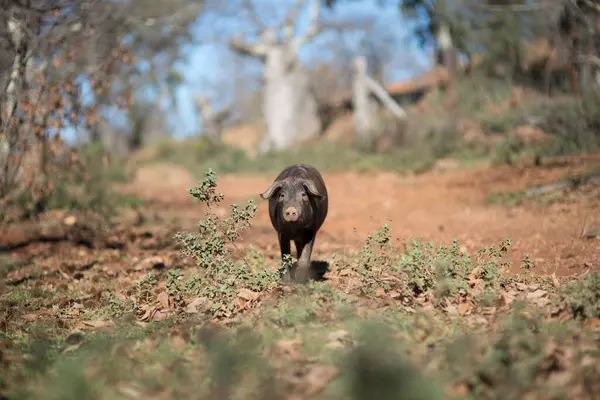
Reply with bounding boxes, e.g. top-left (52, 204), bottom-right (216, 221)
top-left (1, 153), bottom-right (600, 399)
